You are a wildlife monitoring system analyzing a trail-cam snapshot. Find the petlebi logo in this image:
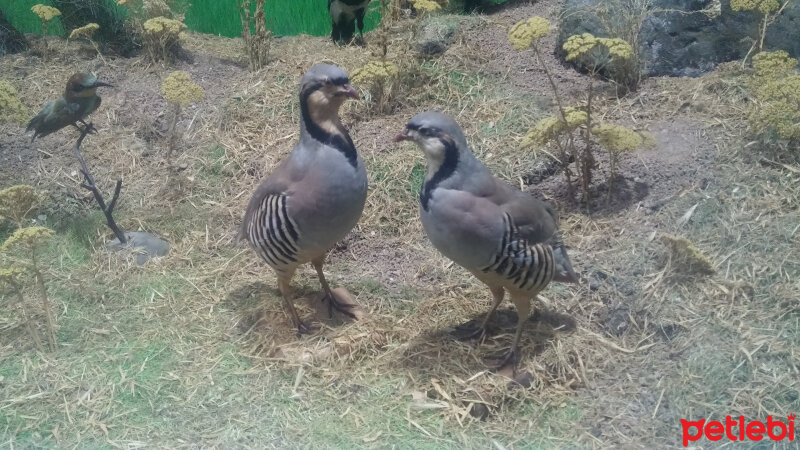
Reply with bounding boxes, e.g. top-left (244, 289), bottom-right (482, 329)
top-left (681, 415), bottom-right (796, 446)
